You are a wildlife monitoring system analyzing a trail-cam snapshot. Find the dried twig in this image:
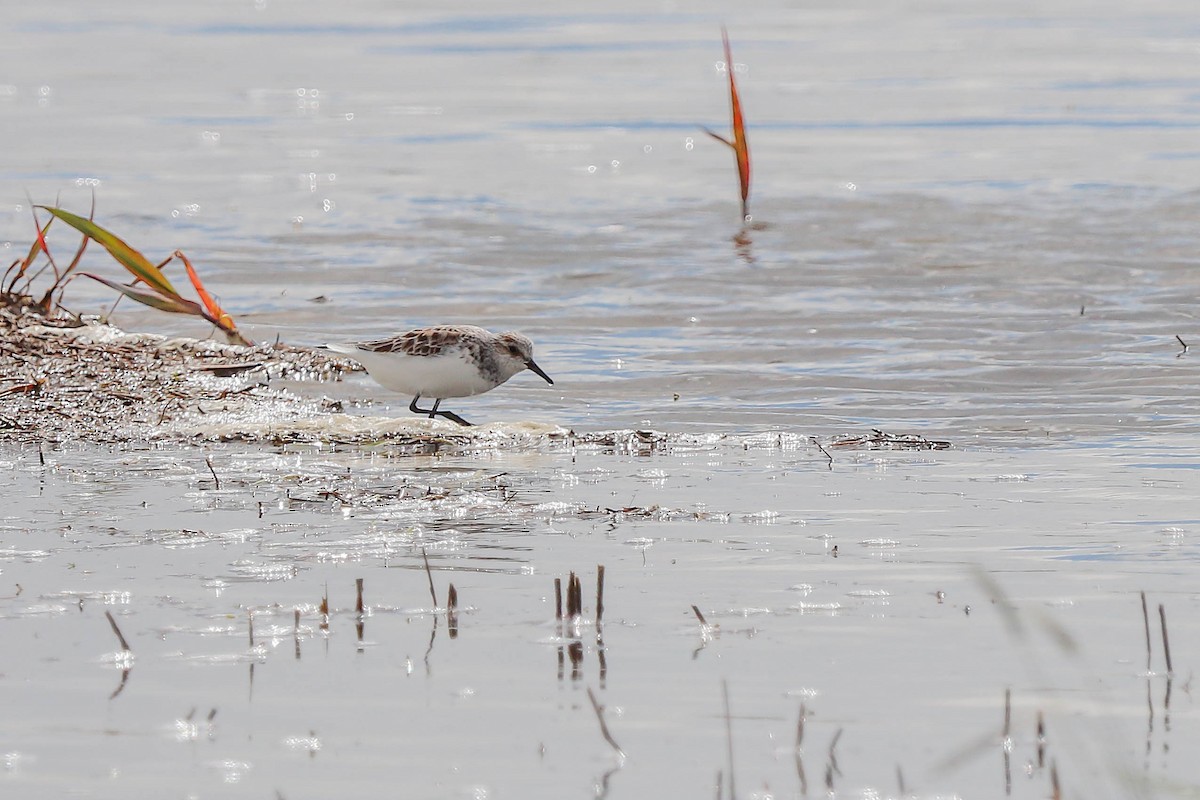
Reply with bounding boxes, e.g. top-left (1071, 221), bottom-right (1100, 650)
top-left (1159, 603), bottom-right (1174, 675)
top-left (596, 564), bottom-right (606, 625)
top-left (809, 436), bottom-right (833, 467)
top-left (1141, 592), bottom-right (1152, 672)
top-left (105, 610), bottom-right (131, 652)
top-left (204, 454), bottom-right (220, 490)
